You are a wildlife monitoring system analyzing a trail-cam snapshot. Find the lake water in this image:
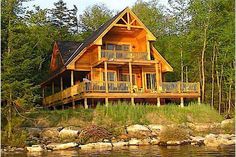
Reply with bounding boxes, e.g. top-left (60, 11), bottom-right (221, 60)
top-left (2, 145), bottom-right (235, 157)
